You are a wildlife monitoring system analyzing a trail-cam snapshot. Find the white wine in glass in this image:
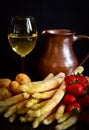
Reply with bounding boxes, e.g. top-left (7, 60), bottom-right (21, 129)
top-left (8, 16), bottom-right (38, 72)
